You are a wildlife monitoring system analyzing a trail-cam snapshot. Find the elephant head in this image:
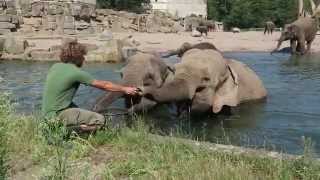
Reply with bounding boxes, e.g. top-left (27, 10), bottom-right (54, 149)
top-left (92, 53), bottom-right (174, 113)
top-left (143, 49), bottom-right (241, 114)
top-left (272, 17), bottom-right (318, 55)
